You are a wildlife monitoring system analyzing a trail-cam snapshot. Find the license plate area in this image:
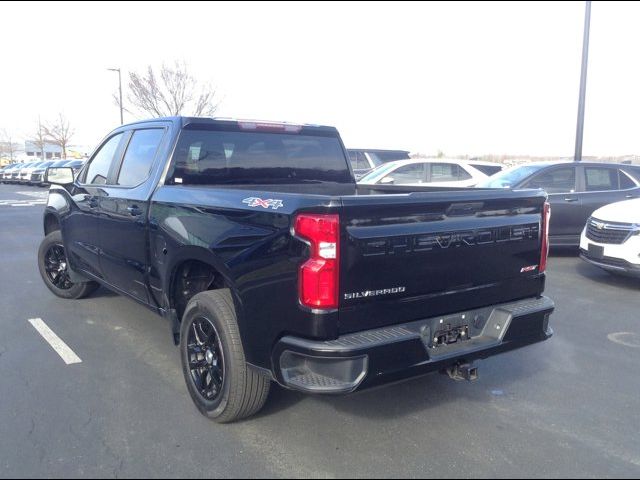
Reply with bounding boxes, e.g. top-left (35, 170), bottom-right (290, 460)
top-left (426, 312), bottom-right (478, 350)
top-left (433, 324), bottom-right (470, 347)
top-left (589, 243), bottom-right (605, 260)
top-left (420, 305), bottom-right (515, 360)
